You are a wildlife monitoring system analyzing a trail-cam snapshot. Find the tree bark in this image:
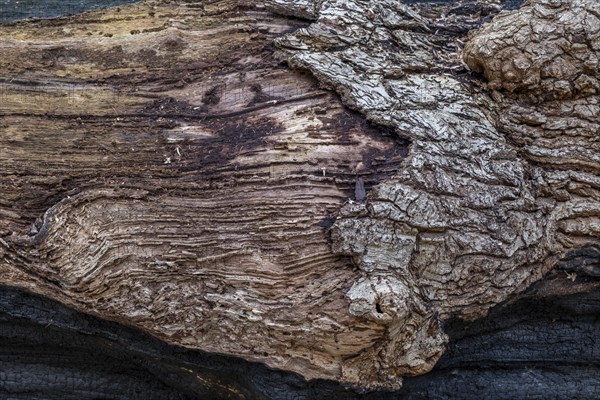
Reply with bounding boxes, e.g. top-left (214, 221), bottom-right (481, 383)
top-left (0, 0), bottom-right (599, 396)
